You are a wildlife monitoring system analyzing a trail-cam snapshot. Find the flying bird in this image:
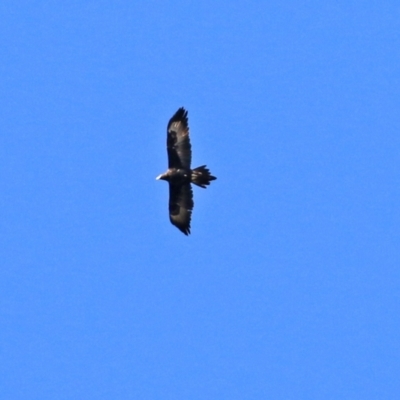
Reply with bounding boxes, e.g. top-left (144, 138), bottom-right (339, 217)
top-left (156, 107), bottom-right (216, 235)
